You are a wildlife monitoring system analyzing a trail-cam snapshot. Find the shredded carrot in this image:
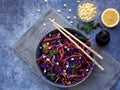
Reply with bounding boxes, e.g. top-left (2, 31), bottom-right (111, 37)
top-left (36, 30), bottom-right (93, 85)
